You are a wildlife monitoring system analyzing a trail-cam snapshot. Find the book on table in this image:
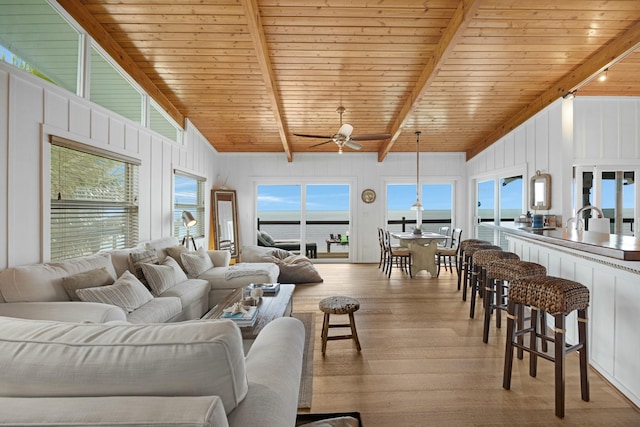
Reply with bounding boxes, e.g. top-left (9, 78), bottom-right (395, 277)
top-left (248, 283), bottom-right (280, 295)
top-left (221, 305), bottom-right (258, 327)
